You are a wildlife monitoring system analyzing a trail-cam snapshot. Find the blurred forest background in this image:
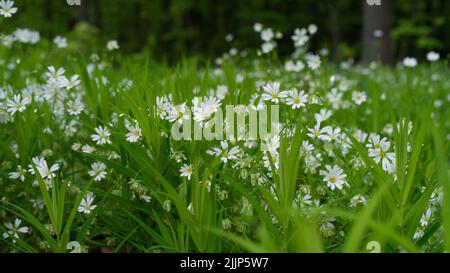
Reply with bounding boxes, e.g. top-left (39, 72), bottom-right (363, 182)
top-left (3, 0), bottom-right (449, 63)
